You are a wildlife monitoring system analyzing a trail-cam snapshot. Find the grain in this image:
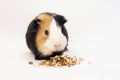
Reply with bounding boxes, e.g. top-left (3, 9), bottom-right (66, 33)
top-left (38, 55), bottom-right (84, 67)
